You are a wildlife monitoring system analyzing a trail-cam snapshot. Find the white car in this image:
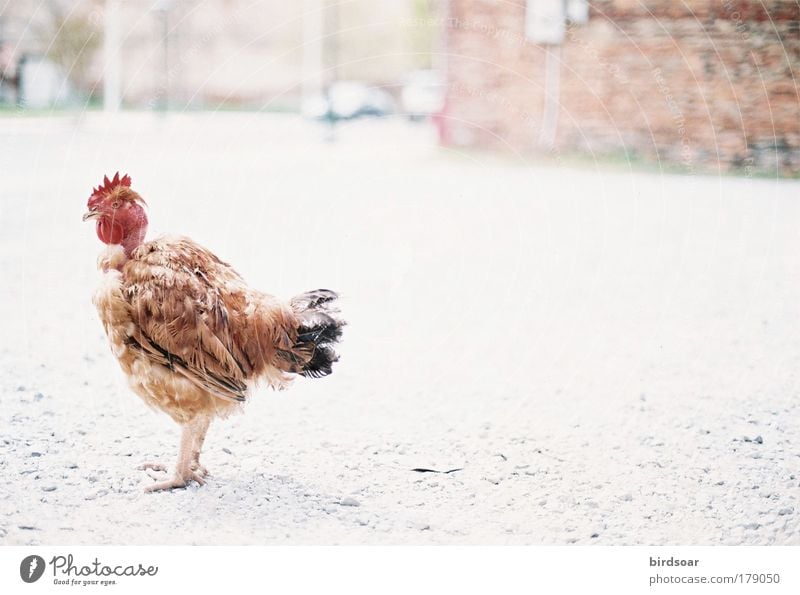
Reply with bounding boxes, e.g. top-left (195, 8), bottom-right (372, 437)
top-left (301, 81), bottom-right (394, 121)
top-left (400, 70), bottom-right (445, 121)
